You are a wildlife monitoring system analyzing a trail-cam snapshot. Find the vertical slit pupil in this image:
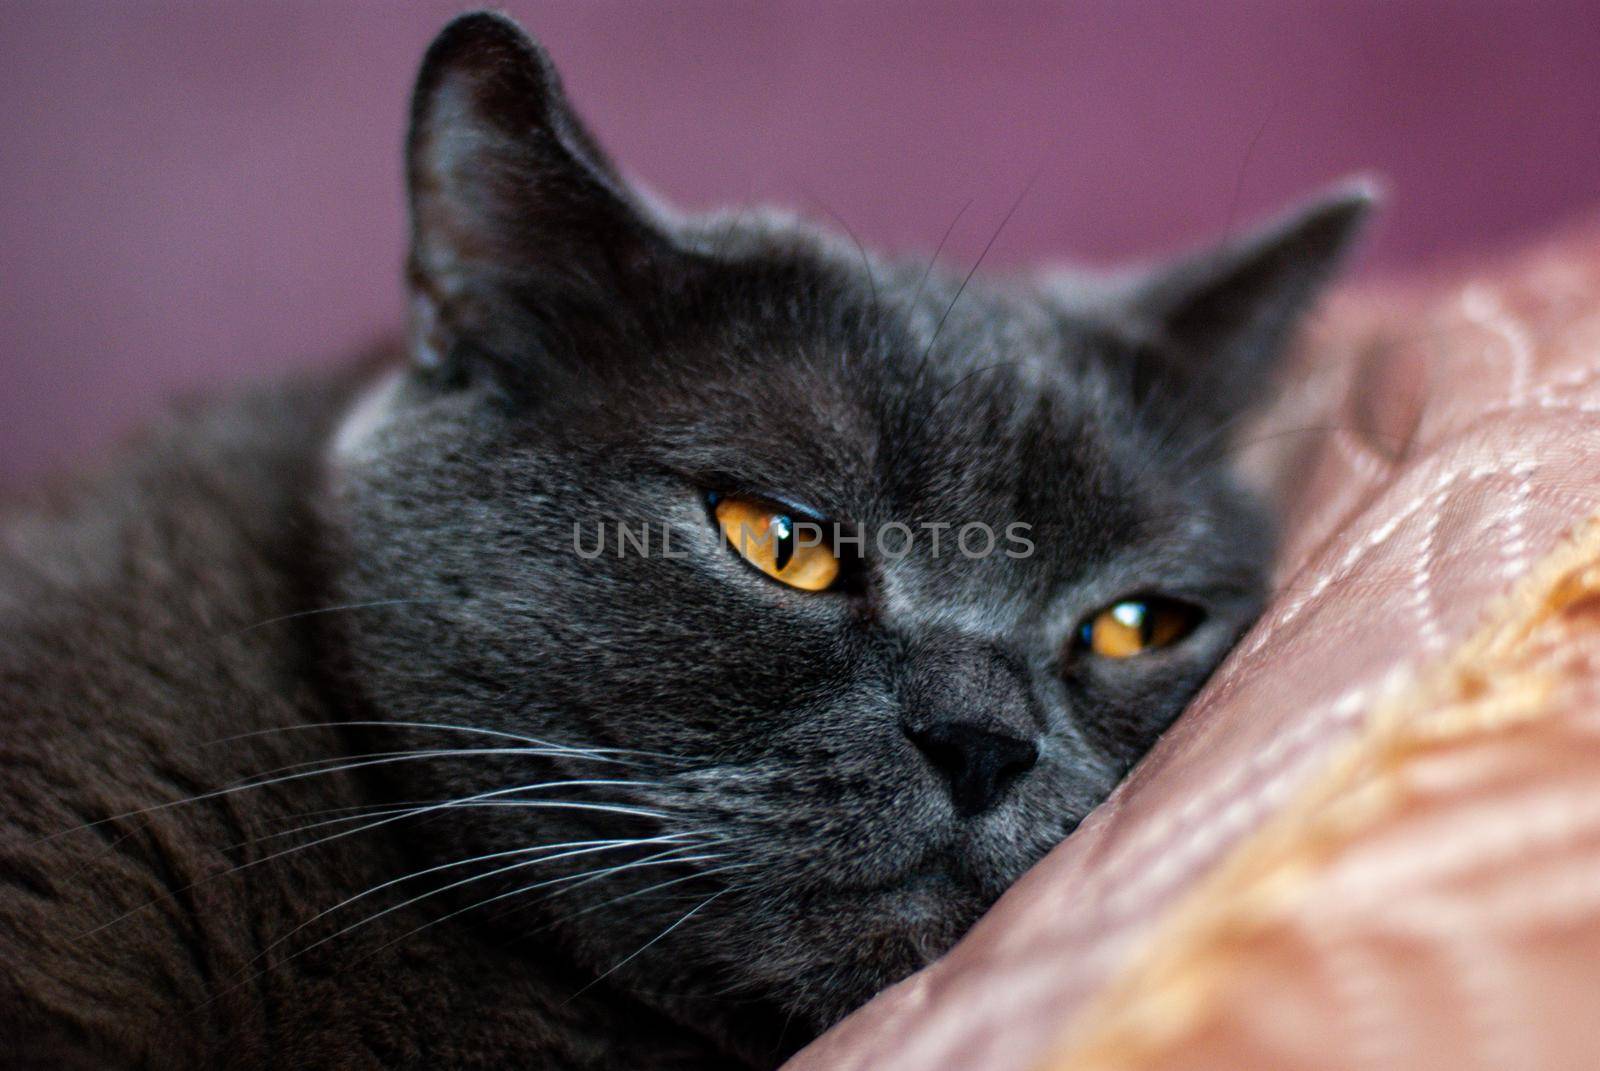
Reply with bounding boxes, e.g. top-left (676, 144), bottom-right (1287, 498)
top-left (772, 515), bottom-right (795, 571)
